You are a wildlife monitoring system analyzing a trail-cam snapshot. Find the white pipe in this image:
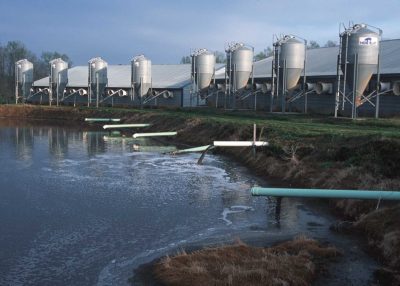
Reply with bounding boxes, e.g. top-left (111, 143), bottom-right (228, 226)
top-left (133, 132), bottom-right (177, 138)
top-left (78, 89), bottom-right (88, 96)
top-left (118, 89), bottom-right (128, 97)
top-left (162, 91), bottom-right (173, 98)
top-left (254, 83), bottom-right (271, 93)
top-left (213, 141), bottom-right (268, 147)
top-left (305, 83), bottom-right (315, 91)
top-left (393, 81), bottom-right (400, 96)
top-left (315, 82), bottom-right (333, 95)
top-left (379, 82), bottom-right (391, 92)
top-left (39, 88), bottom-right (49, 95)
